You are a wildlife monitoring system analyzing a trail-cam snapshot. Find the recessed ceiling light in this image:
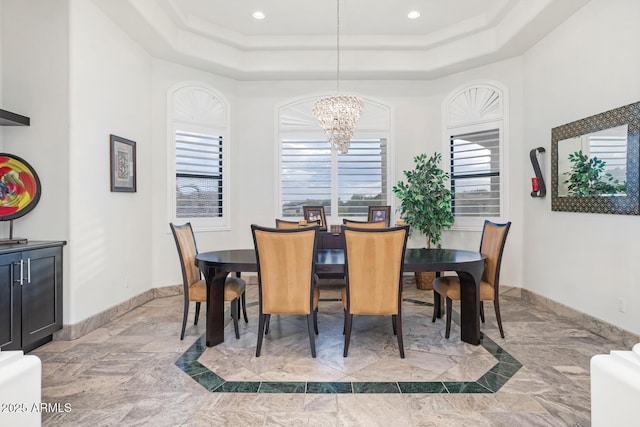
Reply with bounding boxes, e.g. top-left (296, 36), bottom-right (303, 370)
top-left (408, 11), bottom-right (421, 19)
top-left (252, 11), bottom-right (266, 20)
